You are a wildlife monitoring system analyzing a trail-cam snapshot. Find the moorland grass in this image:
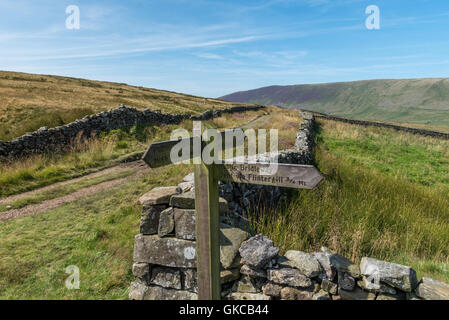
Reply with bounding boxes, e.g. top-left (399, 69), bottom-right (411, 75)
top-left (0, 70), bottom-right (245, 140)
top-left (319, 119), bottom-right (449, 186)
top-left (251, 119), bottom-right (449, 282)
